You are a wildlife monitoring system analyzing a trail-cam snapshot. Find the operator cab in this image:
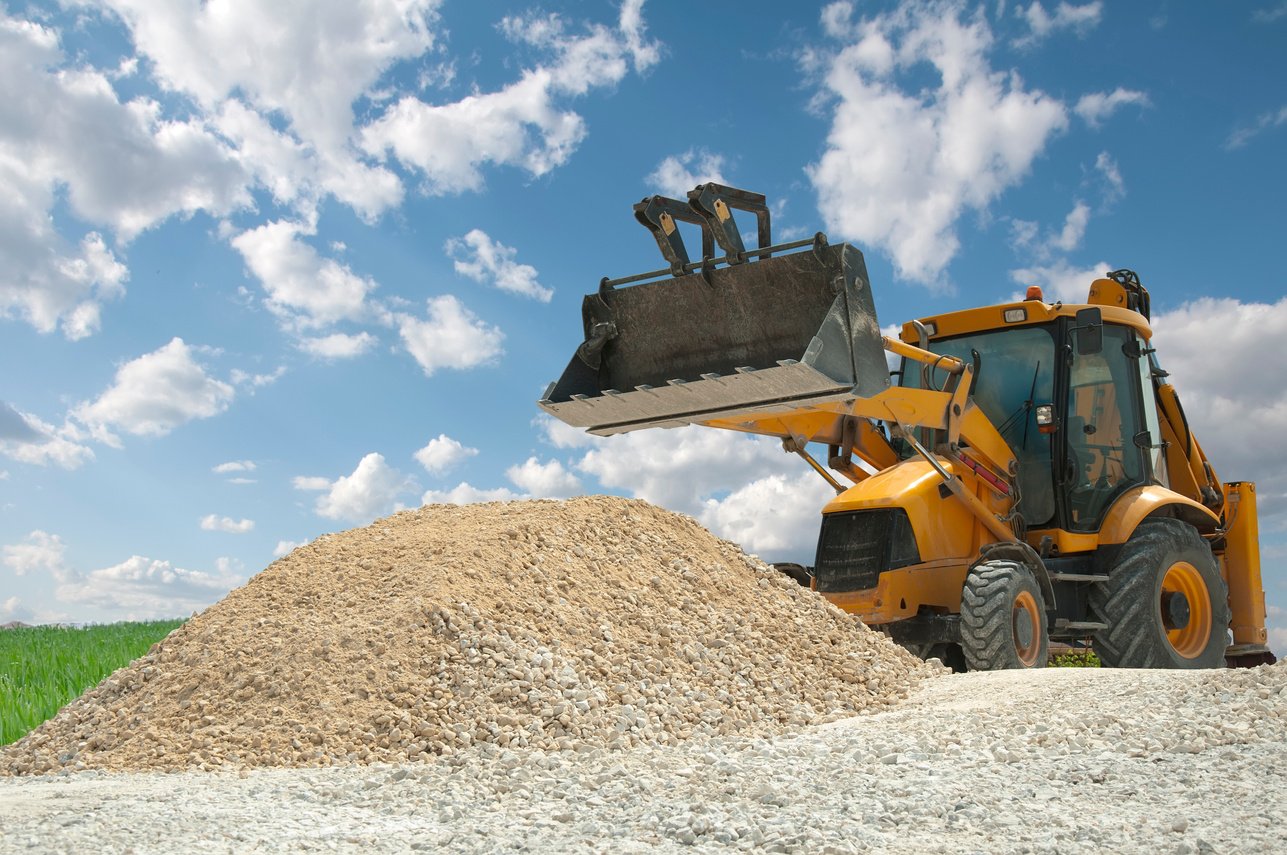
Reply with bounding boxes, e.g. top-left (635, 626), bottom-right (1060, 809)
top-left (897, 293), bottom-right (1164, 537)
